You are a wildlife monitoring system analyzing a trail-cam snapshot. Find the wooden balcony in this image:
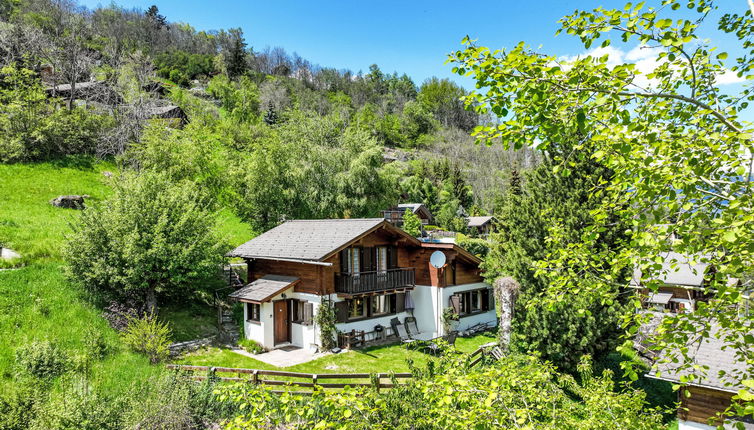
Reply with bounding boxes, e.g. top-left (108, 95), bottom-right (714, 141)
top-left (335, 268), bottom-right (415, 295)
